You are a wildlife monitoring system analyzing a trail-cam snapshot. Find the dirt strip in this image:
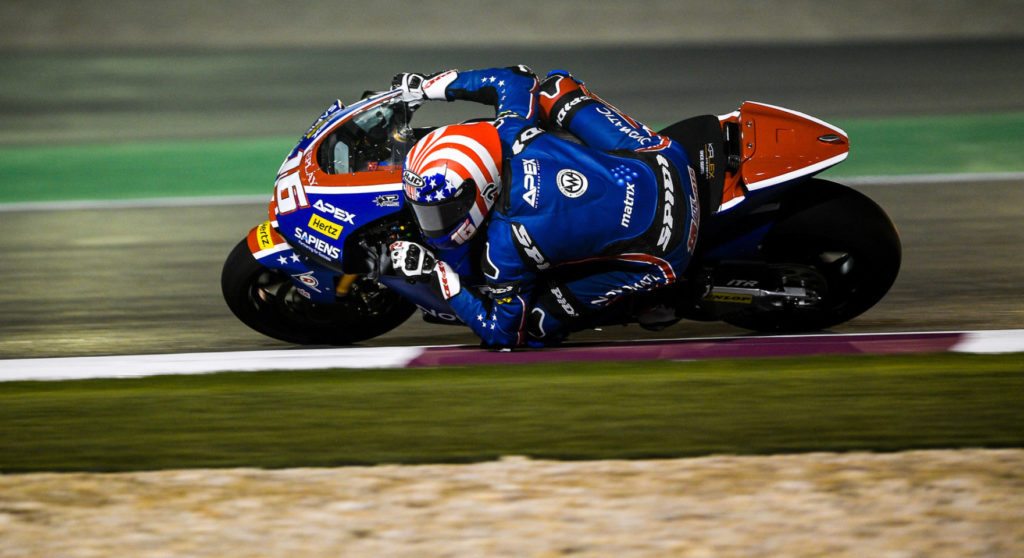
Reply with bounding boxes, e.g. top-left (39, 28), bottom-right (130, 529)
top-left (1, 449), bottom-right (1022, 557)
